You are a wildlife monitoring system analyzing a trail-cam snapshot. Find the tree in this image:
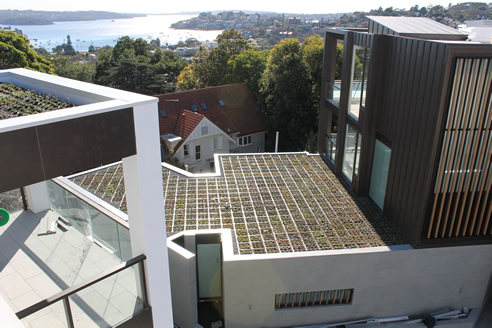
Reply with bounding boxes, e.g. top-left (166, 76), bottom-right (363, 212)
top-left (52, 34), bottom-right (76, 56)
top-left (0, 30), bottom-right (54, 73)
top-left (181, 29), bottom-right (251, 88)
top-left (226, 48), bottom-right (269, 100)
top-left (52, 56), bottom-right (95, 82)
top-left (94, 36), bottom-right (187, 95)
top-left (301, 35), bottom-right (324, 104)
top-left (259, 38), bottom-right (317, 152)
